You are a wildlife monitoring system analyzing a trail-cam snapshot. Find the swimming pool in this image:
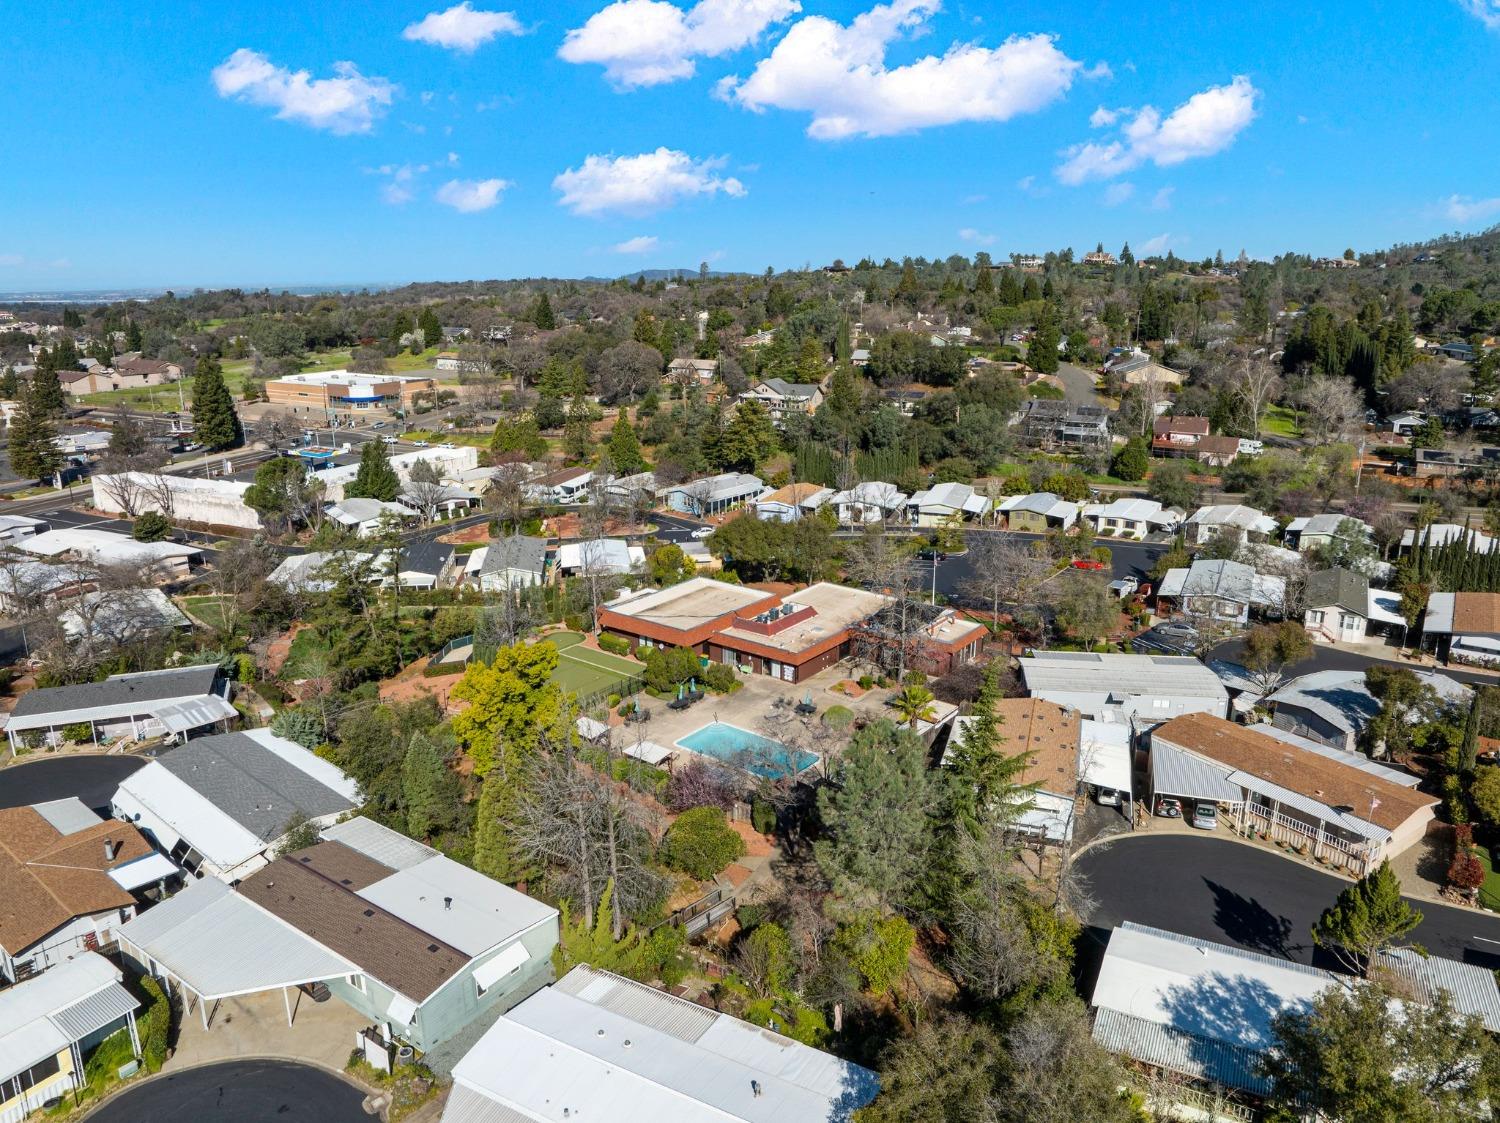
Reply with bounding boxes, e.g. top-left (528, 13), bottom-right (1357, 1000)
top-left (676, 722), bottom-right (819, 780)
